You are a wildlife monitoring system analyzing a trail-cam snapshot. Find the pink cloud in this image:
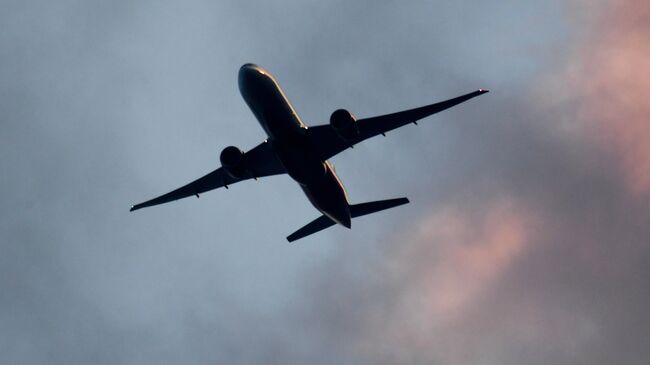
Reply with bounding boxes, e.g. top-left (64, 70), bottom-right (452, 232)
top-left (300, 3), bottom-right (650, 364)
top-left (559, 0), bottom-right (650, 194)
top-left (353, 198), bottom-right (545, 364)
